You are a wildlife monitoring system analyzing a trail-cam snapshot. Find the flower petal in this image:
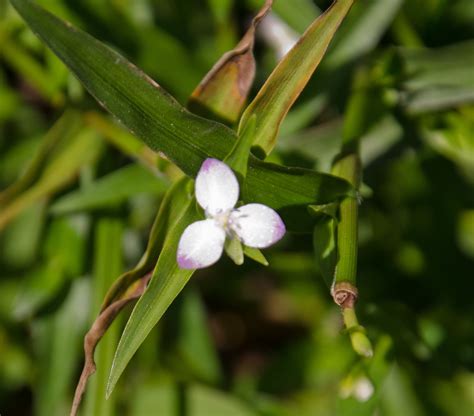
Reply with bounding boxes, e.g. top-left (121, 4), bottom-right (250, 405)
top-left (230, 203), bottom-right (285, 248)
top-left (177, 219), bottom-right (226, 269)
top-left (195, 158), bottom-right (239, 216)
